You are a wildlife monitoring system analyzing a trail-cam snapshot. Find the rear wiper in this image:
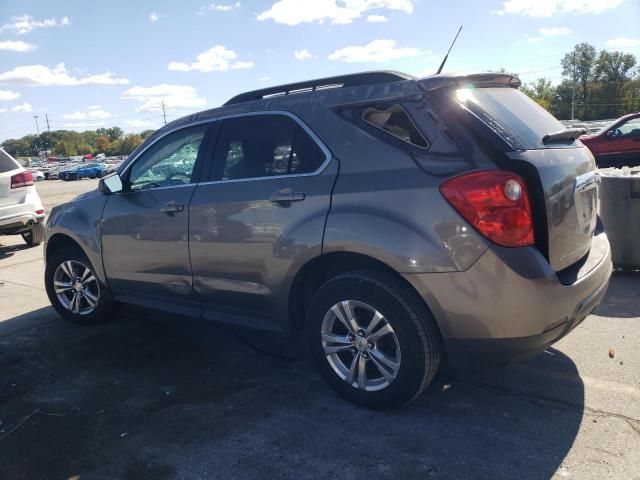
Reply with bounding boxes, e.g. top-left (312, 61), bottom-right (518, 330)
top-left (542, 128), bottom-right (587, 145)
